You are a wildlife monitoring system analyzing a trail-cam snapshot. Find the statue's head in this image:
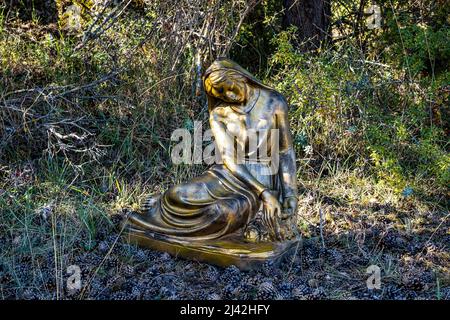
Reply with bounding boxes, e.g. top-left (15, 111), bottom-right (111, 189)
top-left (204, 69), bottom-right (247, 104)
top-left (203, 57), bottom-right (273, 110)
